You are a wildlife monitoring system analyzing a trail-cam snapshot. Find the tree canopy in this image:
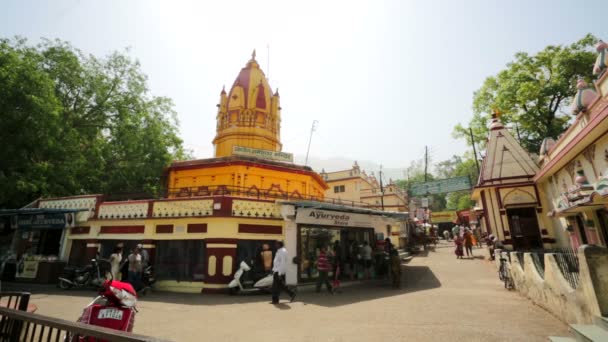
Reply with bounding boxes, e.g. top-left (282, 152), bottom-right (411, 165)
top-left (454, 34), bottom-right (598, 153)
top-left (0, 38), bottom-right (189, 208)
